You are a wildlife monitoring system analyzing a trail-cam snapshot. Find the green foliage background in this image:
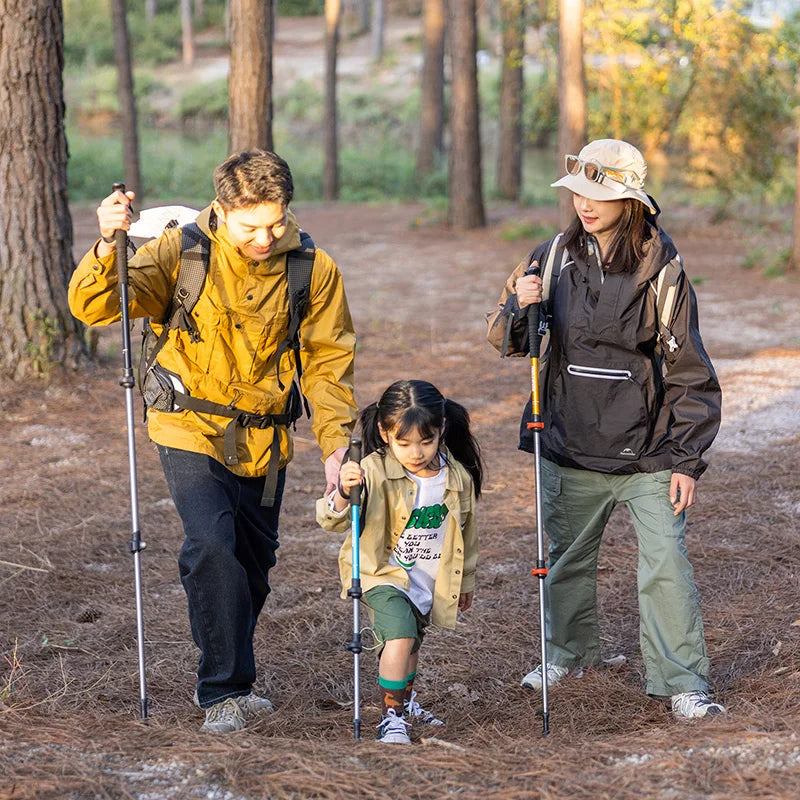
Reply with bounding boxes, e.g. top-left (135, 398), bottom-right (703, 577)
top-left (63, 0), bottom-right (800, 209)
